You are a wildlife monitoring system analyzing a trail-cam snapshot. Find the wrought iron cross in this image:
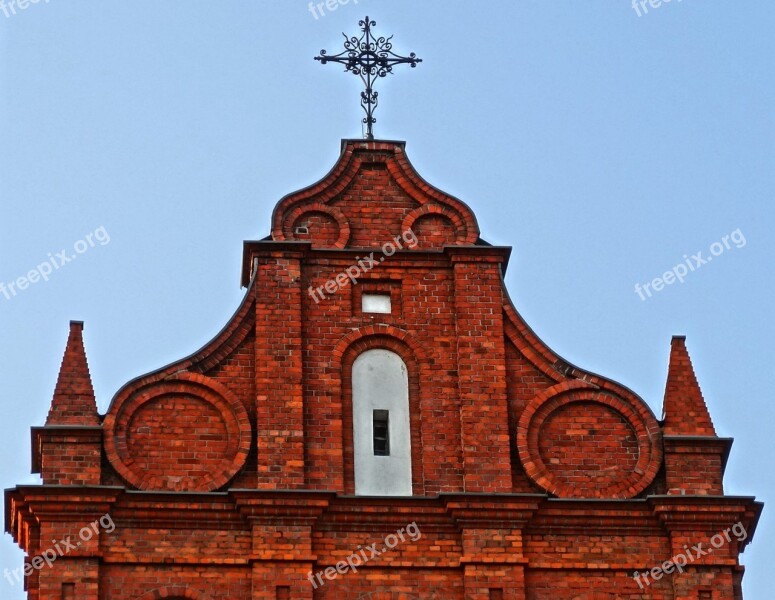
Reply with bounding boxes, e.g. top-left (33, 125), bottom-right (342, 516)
top-left (315, 17), bottom-right (422, 140)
